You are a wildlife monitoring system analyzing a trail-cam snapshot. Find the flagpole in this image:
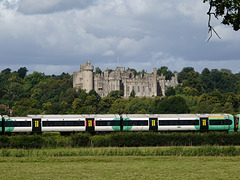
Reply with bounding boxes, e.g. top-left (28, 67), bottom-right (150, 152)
top-left (118, 57), bottom-right (120, 67)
